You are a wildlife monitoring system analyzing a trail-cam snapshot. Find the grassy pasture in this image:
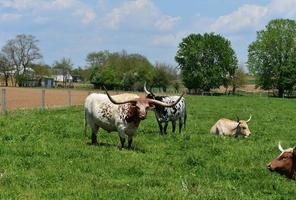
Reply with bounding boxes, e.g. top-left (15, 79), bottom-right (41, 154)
top-left (0, 95), bottom-right (296, 199)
